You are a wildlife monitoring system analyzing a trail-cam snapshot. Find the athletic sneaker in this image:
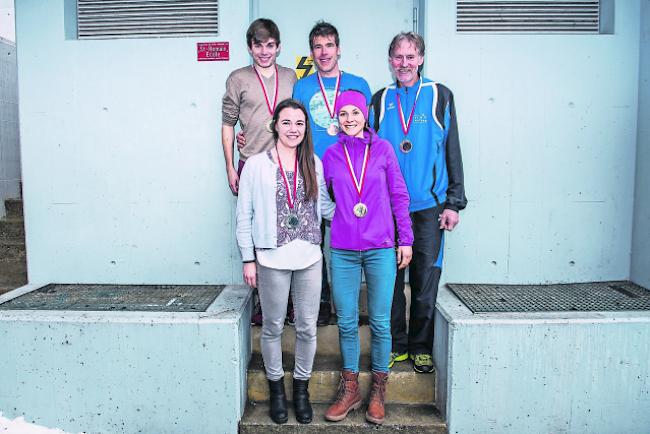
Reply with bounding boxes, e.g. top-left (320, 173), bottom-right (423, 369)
top-left (411, 353), bottom-right (434, 373)
top-left (388, 351), bottom-right (409, 369)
